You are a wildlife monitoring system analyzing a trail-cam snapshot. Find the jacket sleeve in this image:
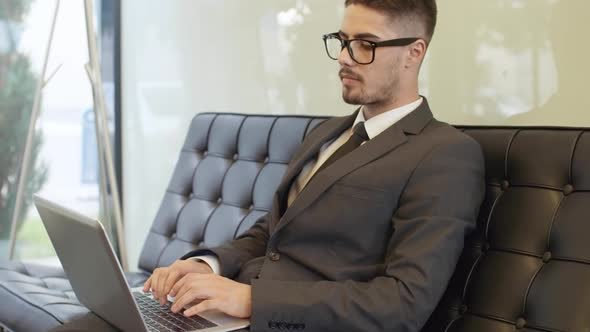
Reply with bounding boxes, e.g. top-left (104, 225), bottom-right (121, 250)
top-left (181, 212), bottom-right (271, 278)
top-left (249, 135), bottom-right (486, 332)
